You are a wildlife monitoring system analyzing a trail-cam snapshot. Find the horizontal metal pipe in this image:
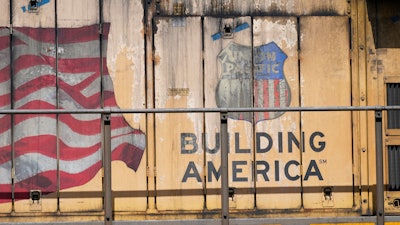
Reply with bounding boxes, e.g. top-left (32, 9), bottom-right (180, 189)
top-left (0, 105), bottom-right (399, 114)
